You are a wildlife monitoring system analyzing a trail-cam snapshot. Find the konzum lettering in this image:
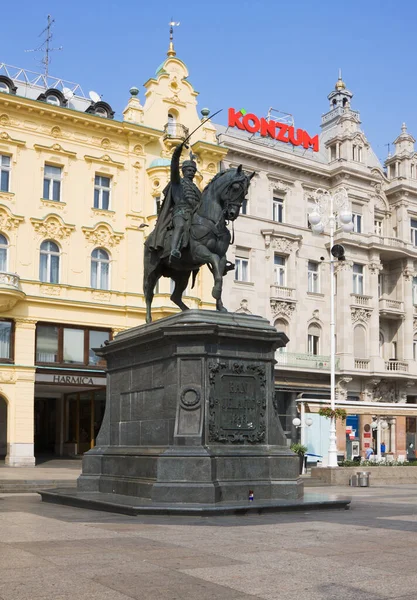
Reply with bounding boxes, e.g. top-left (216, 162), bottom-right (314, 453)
top-left (228, 108), bottom-right (319, 152)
